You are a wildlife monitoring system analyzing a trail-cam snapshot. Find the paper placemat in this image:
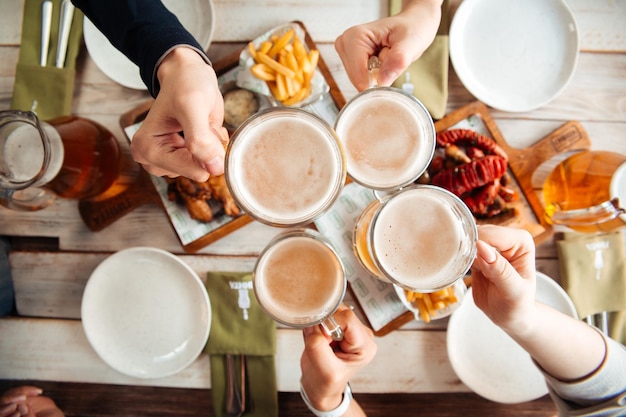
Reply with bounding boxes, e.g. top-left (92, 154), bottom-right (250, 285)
top-left (314, 183), bottom-right (410, 332)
